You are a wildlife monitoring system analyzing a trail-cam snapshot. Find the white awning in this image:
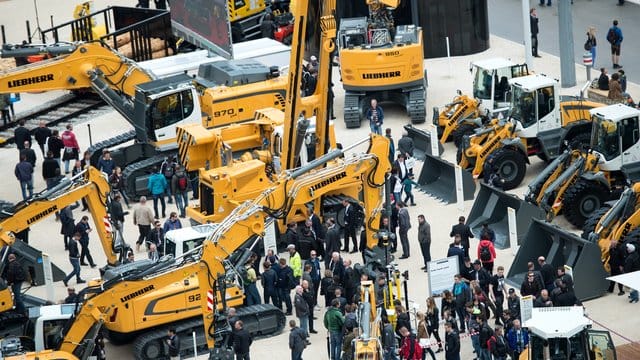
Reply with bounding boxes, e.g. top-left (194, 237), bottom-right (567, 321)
top-left (607, 270), bottom-right (640, 291)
